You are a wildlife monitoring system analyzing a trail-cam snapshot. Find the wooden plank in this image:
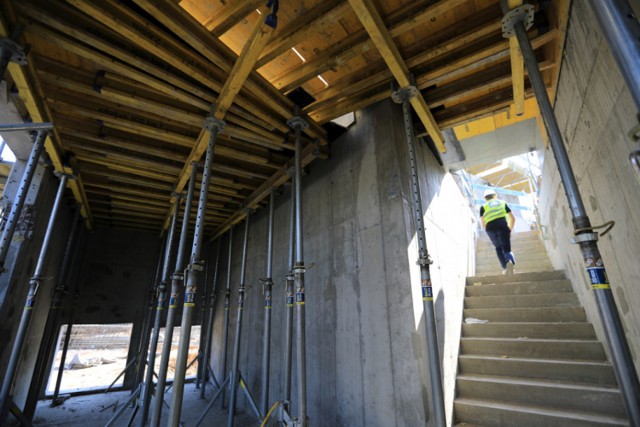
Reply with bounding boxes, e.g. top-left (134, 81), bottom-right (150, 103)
top-left (507, 0), bottom-right (525, 115)
top-left (256, 1), bottom-right (350, 68)
top-left (348, 0), bottom-right (445, 152)
top-left (273, 0), bottom-right (467, 93)
top-left (201, 0), bottom-right (264, 36)
top-left (0, 8), bottom-right (93, 227)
